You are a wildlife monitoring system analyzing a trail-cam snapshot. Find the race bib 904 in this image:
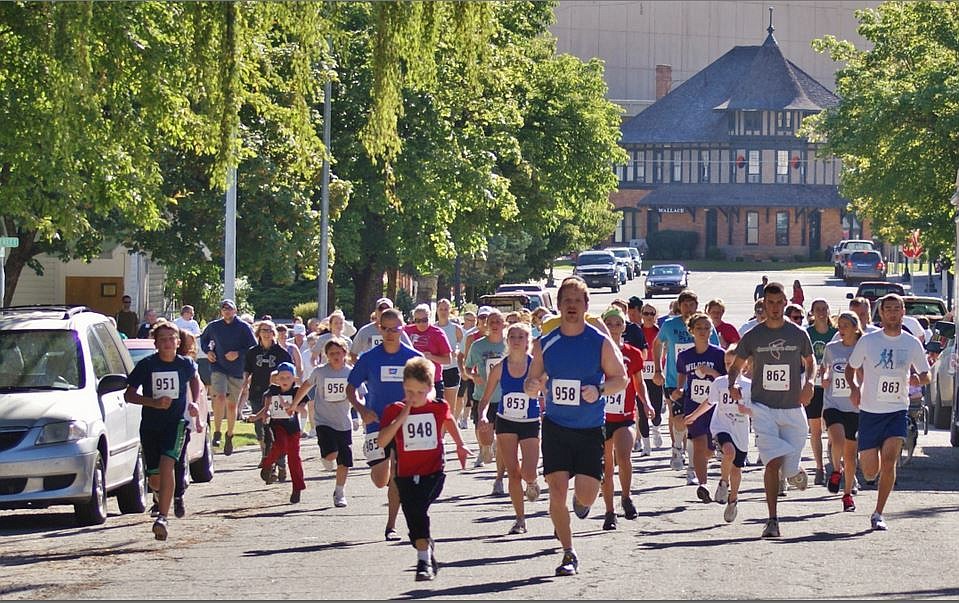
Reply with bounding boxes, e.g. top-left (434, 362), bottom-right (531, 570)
top-left (552, 379), bottom-right (581, 406)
